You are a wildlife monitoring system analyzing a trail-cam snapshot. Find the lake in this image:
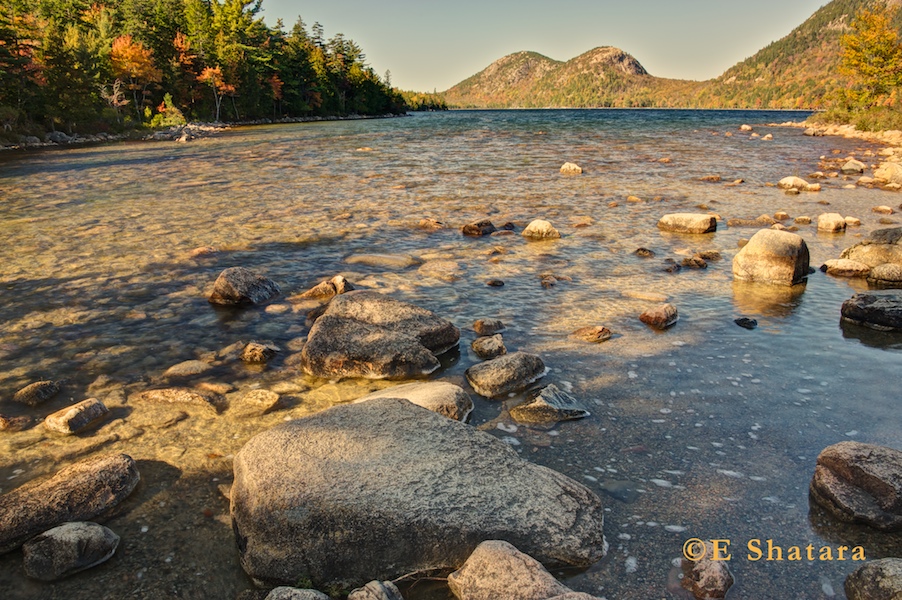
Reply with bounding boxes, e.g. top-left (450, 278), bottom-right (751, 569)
top-left (1, 109), bottom-right (901, 599)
